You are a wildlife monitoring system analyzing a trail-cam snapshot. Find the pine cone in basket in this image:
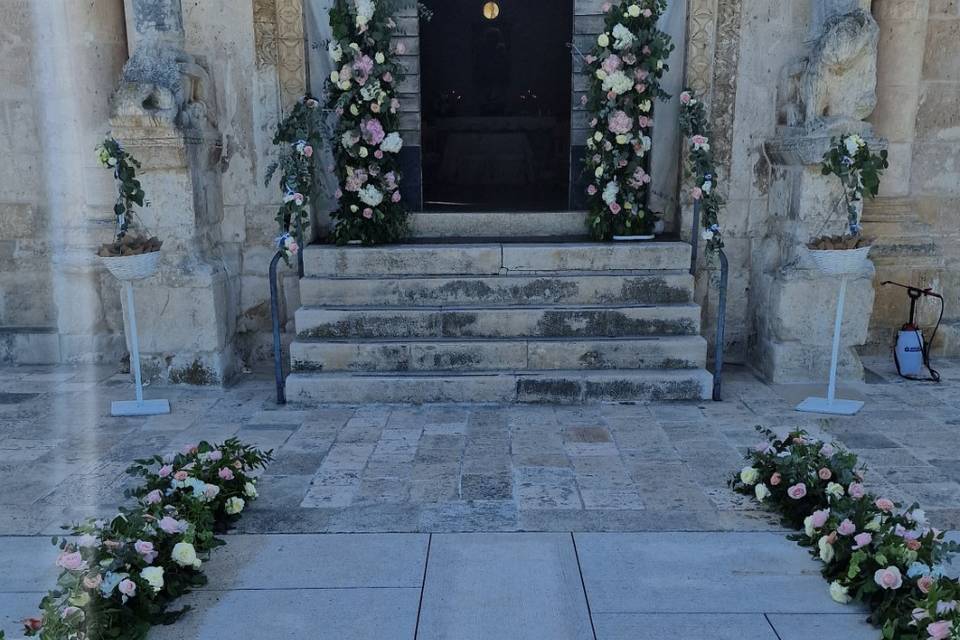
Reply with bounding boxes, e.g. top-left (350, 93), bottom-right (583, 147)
top-left (97, 235), bottom-right (164, 257)
top-left (807, 234), bottom-right (872, 251)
